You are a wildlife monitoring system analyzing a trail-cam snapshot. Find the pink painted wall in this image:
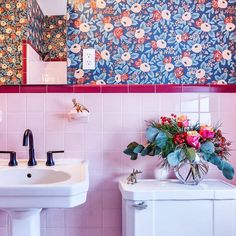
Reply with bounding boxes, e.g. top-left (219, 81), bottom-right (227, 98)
top-left (0, 92), bottom-right (235, 236)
